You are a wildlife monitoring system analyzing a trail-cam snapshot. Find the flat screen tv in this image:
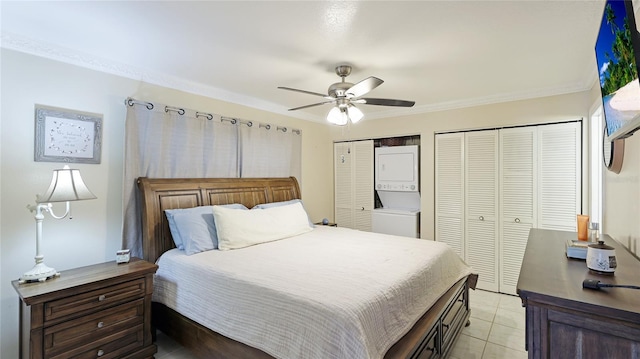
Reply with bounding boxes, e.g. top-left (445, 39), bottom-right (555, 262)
top-left (595, 0), bottom-right (640, 140)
